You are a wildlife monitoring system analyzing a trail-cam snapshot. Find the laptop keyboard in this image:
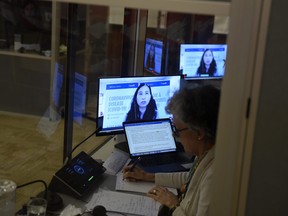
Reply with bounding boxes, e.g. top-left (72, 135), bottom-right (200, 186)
top-left (138, 153), bottom-right (191, 166)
